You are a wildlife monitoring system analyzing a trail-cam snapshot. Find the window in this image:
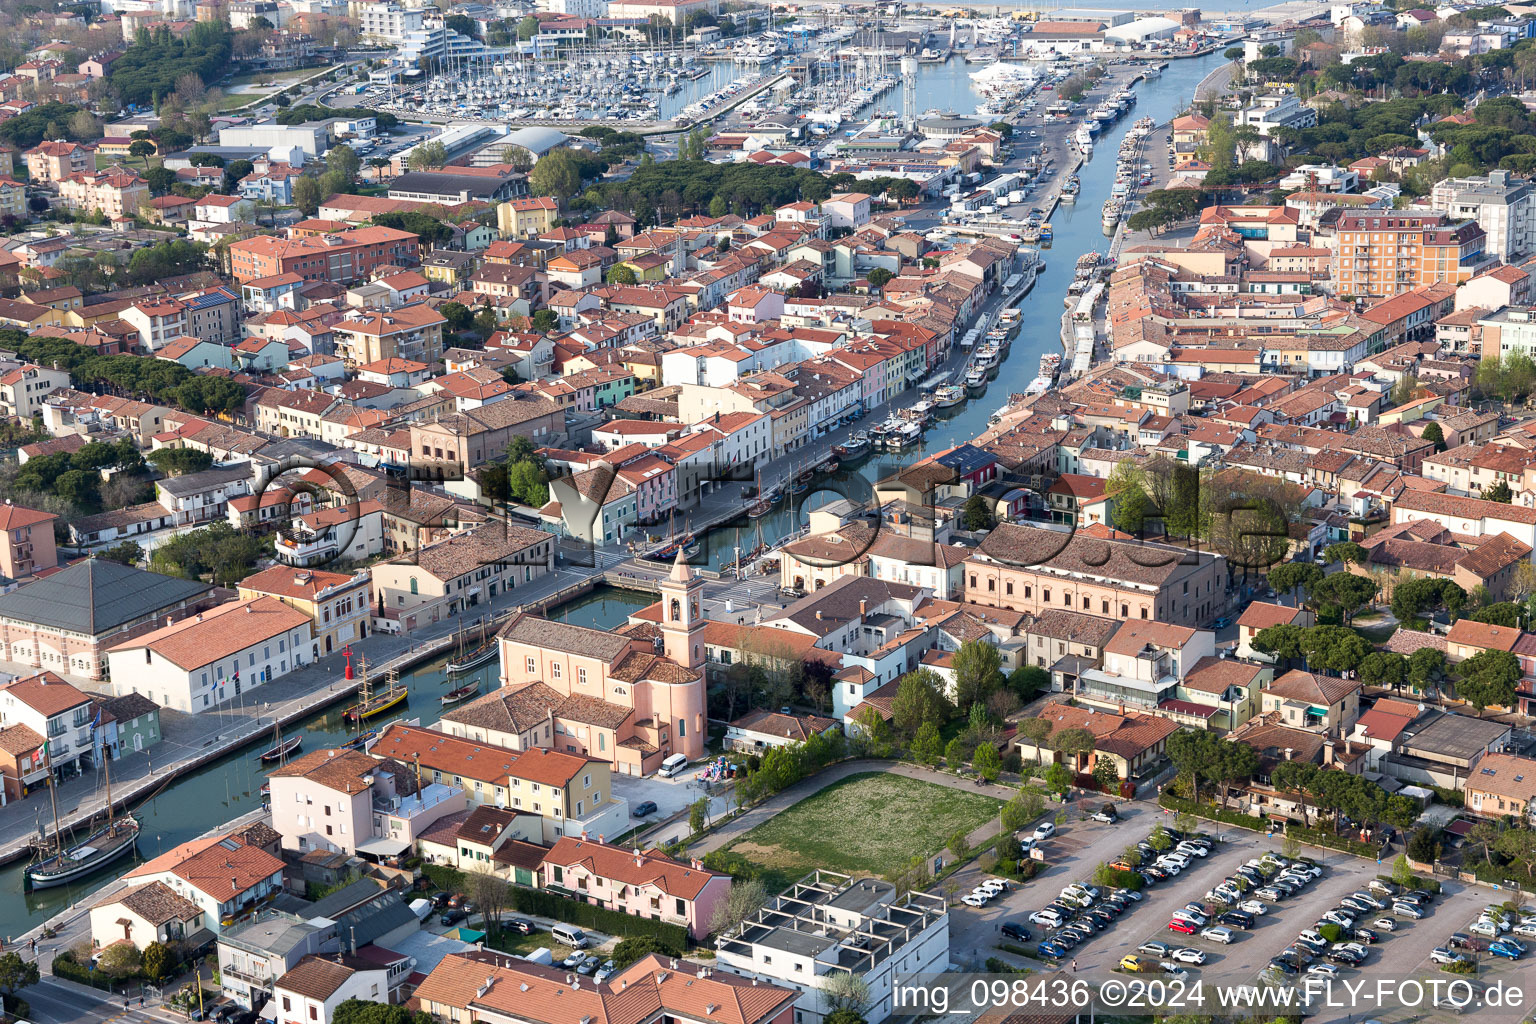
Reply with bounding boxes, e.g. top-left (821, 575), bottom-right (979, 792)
top-left (526, 656), bottom-right (536, 673)
top-left (578, 667), bottom-right (587, 685)
top-left (552, 663), bottom-right (562, 679)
